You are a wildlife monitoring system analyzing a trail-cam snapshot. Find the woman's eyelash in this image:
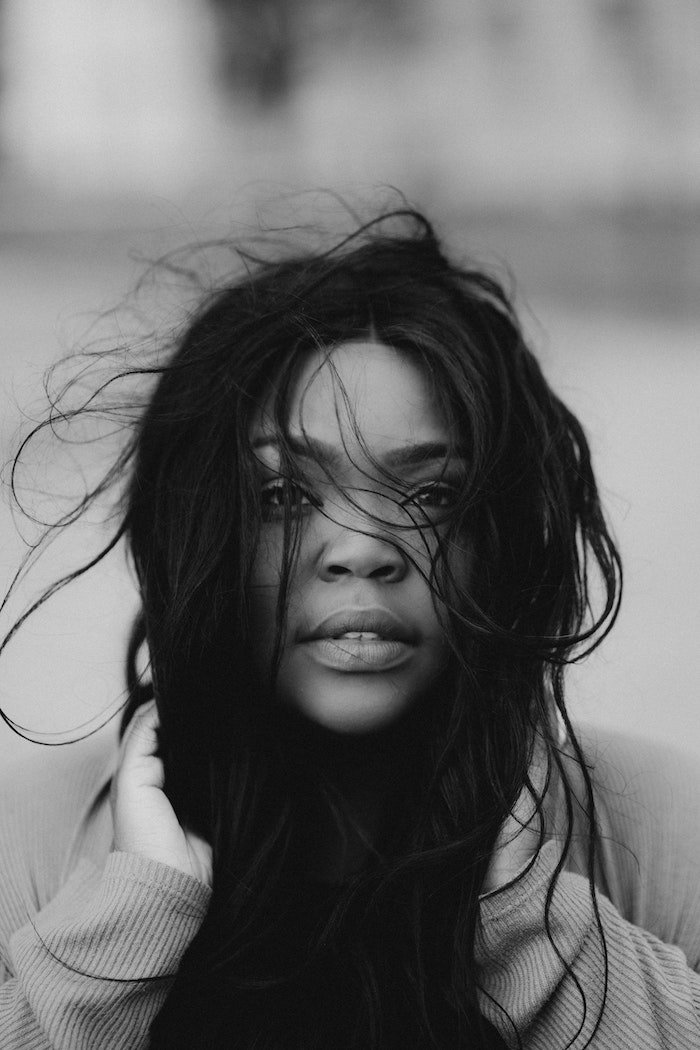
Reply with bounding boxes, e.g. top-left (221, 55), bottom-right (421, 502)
top-left (260, 478), bottom-right (317, 513)
top-left (259, 476), bottom-right (461, 520)
top-left (400, 480), bottom-right (461, 510)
